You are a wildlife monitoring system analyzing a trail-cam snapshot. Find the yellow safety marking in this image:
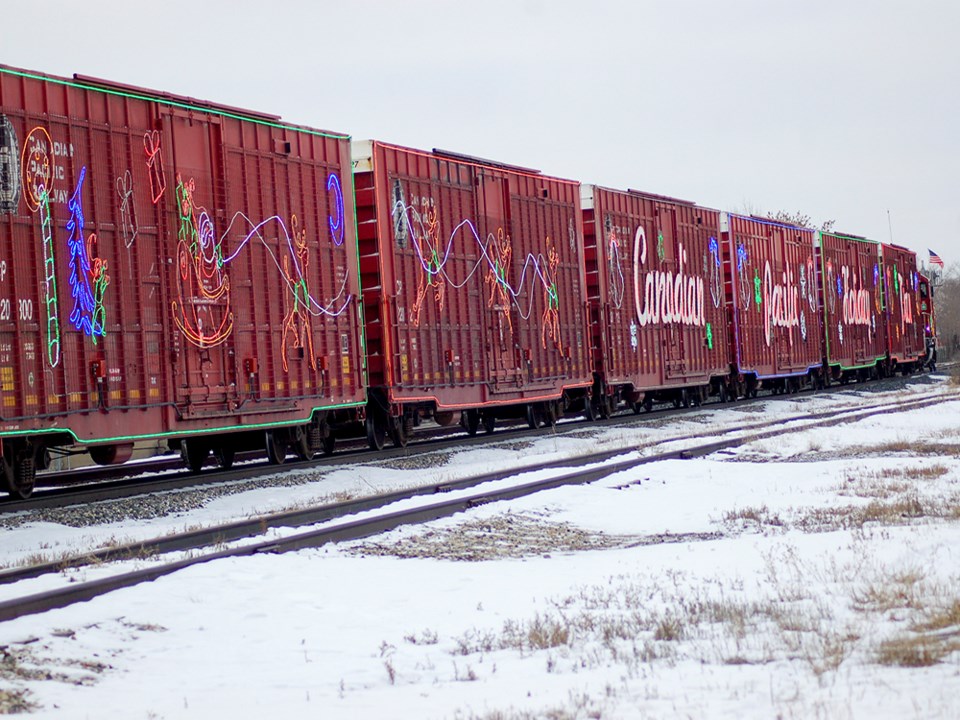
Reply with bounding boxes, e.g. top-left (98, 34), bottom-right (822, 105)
top-left (277, 381), bottom-right (285, 391)
top-left (68, 392), bottom-right (83, 403)
top-left (129, 389), bottom-right (141, 399)
top-left (290, 381), bottom-right (299, 390)
top-left (3, 397), bottom-right (15, 407)
top-left (25, 395), bottom-right (37, 406)
top-left (149, 388), bottom-right (160, 398)
top-left (260, 383), bottom-right (271, 392)
top-left (109, 390), bottom-right (122, 400)
top-left (341, 356), bottom-right (351, 375)
top-left (47, 395), bottom-right (58, 404)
